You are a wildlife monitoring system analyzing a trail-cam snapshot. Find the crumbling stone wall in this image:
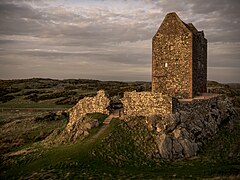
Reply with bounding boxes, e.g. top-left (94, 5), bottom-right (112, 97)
top-left (121, 91), bottom-right (172, 117)
top-left (67, 90), bottom-right (110, 132)
top-left (152, 12), bottom-right (207, 98)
